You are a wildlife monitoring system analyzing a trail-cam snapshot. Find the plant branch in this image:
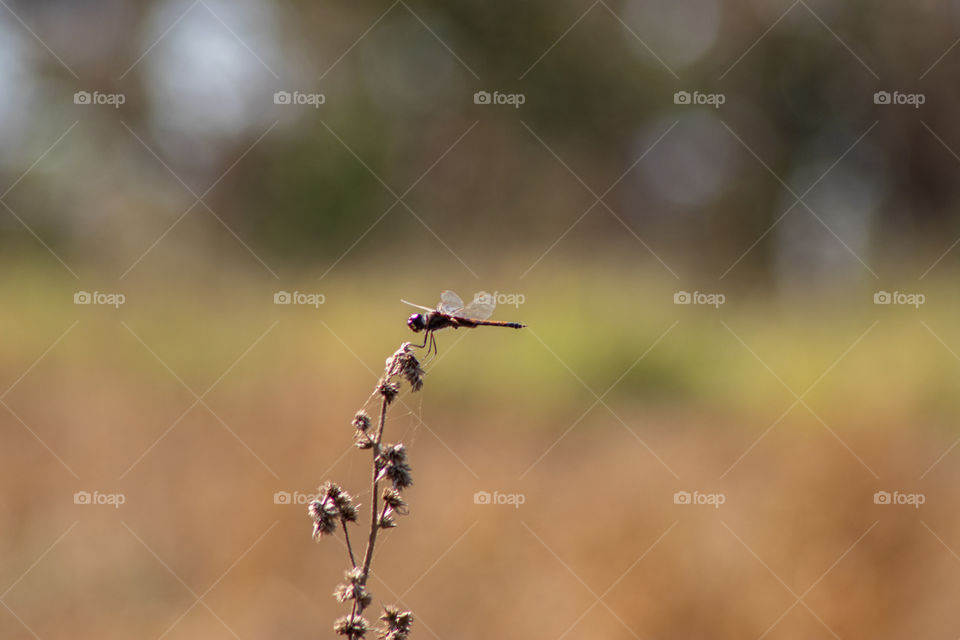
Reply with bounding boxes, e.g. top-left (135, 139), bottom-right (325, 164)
top-left (341, 521), bottom-right (357, 568)
top-left (311, 342), bottom-right (422, 637)
top-left (360, 395), bottom-right (389, 584)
